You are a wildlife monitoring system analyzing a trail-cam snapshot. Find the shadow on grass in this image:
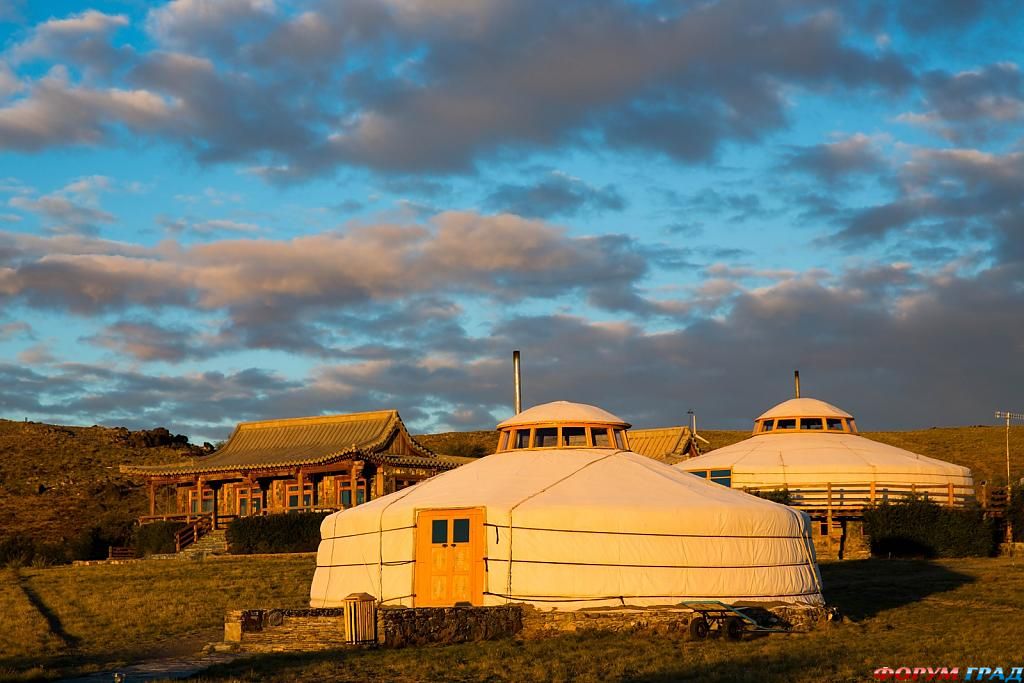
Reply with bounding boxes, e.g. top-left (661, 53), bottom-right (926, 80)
top-left (189, 649), bottom-right (351, 681)
top-left (14, 570), bottom-right (80, 649)
top-left (819, 558), bottom-right (974, 621)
